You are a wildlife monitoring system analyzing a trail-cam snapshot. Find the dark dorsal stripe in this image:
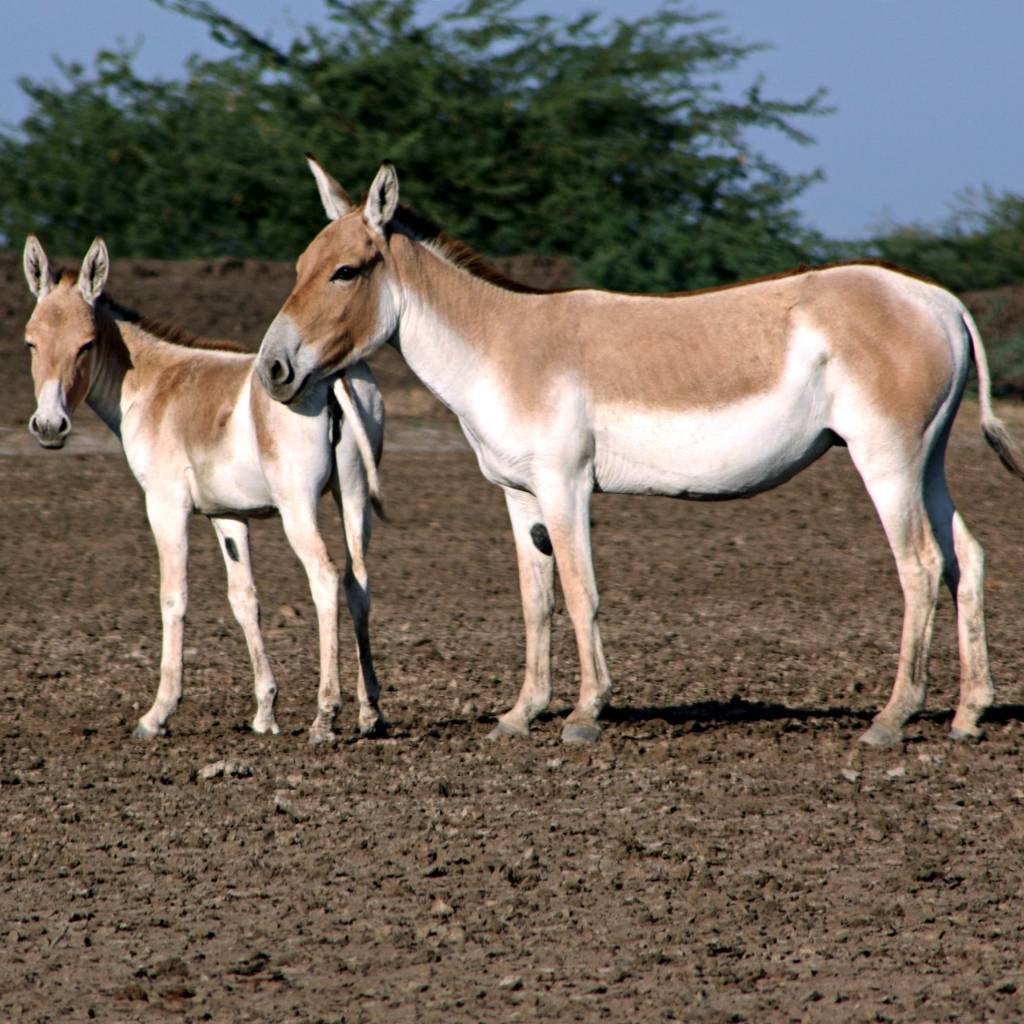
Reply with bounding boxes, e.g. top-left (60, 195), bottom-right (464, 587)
top-left (386, 208), bottom-right (933, 298)
top-left (98, 293), bottom-right (250, 353)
